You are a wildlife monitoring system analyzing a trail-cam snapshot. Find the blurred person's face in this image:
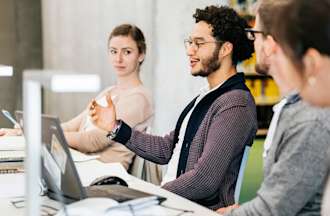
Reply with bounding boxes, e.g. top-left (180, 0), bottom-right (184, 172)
top-left (269, 44), bottom-right (301, 96)
top-left (185, 21), bottom-right (222, 77)
top-left (254, 14), bottom-right (269, 75)
top-left (108, 36), bottom-right (144, 77)
top-left (297, 50), bottom-right (330, 107)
